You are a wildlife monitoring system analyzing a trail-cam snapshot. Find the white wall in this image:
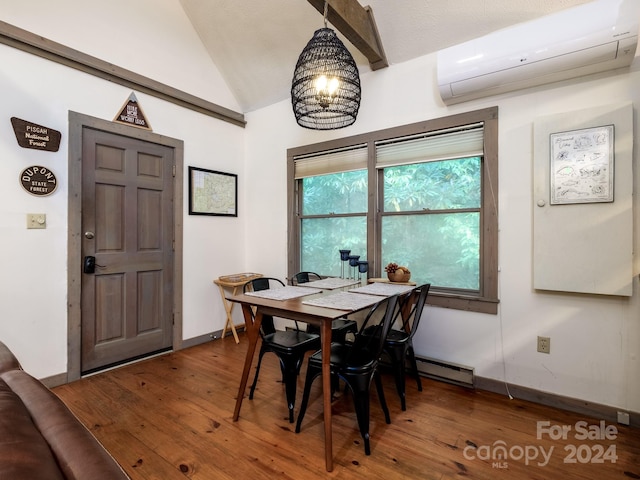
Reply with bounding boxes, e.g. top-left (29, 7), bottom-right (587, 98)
top-left (0, 0), bottom-right (246, 377)
top-left (245, 55), bottom-right (640, 414)
top-left (0, 0), bottom-right (239, 111)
